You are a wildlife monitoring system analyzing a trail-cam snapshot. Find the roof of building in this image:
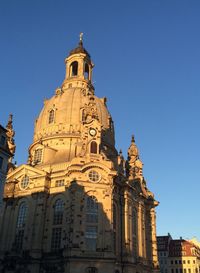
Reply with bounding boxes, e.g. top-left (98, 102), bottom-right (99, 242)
top-left (157, 235), bottom-right (171, 251)
top-left (68, 40), bottom-right (91, 59)
top-left (169, 239), bottom-right (195, 257)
